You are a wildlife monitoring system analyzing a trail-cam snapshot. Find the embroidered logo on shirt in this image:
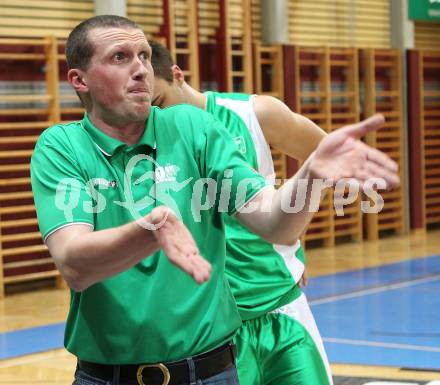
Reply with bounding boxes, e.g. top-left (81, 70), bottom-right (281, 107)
top-left (91, 178), bottom-right (117, 188)
top-left (234, 136), bottom-right (246, 154)
top-left (155, 164), bottom-right (180, 183)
